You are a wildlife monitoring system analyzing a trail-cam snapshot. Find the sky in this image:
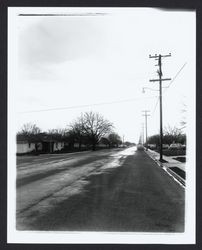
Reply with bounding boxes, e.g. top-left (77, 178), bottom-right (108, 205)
top-left (10, 7), bottom-right (195, 143)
